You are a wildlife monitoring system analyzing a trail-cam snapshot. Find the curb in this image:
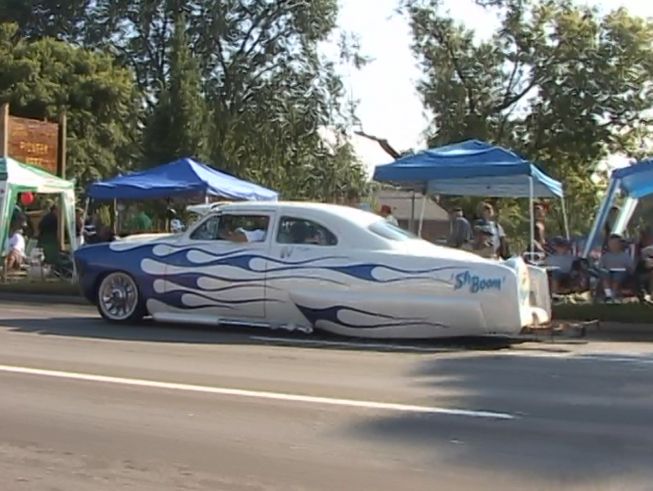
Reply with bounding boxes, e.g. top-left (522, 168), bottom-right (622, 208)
top-left (0, 292), bottom-right (89, 306)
